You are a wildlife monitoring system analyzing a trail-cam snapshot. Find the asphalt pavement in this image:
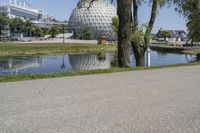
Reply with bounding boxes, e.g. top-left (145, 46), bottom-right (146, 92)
top-left (1, 66), bottom-right (200, 133)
